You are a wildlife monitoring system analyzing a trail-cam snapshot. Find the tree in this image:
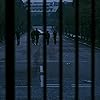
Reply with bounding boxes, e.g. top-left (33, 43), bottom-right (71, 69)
top-left (55, 0), bottom-right (100, 46)
top-left (0, 0), bottom-right (27, 41)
